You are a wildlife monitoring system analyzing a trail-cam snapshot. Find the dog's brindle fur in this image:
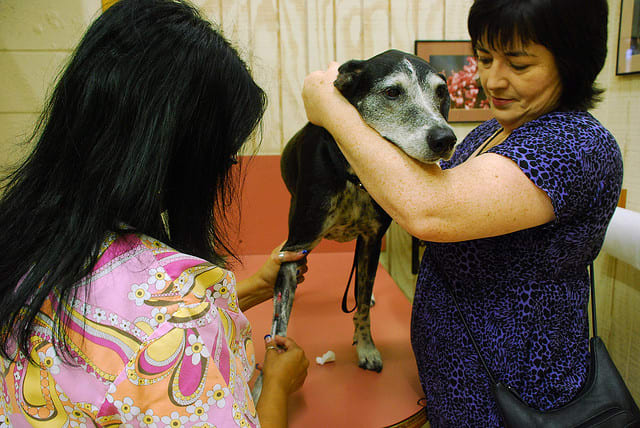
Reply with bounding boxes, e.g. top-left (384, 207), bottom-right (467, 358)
top-left (273, 50), bottom-right (456, 372)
